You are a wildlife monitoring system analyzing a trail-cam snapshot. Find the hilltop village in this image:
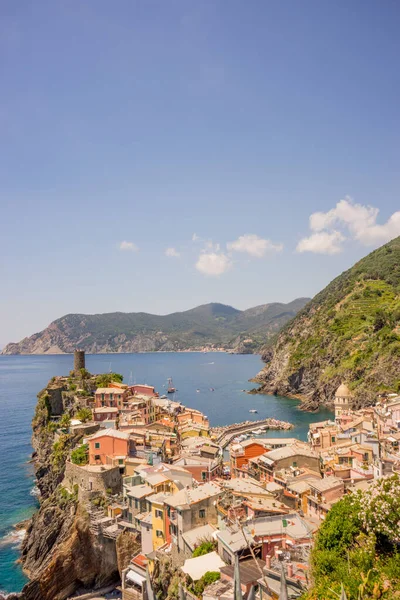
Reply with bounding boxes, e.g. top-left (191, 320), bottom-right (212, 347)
top-left (22, 351), bottom-right (400, 600)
